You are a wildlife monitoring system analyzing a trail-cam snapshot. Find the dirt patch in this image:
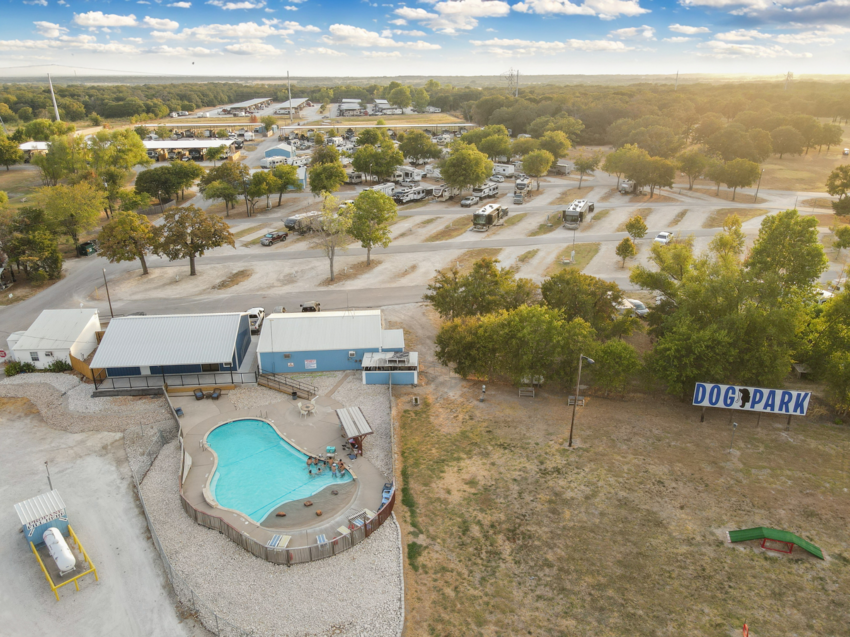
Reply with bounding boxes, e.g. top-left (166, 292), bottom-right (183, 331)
top-left (319, 259), bottom-right (382, 286)
top-left (580, 209), bottom-right (610, 231)
top-left (486, 213), bottom-right (527, 236)
top-left (396, 217), bottom-right (439, 241)
top-left (703, 208), bottom-right (769, 228)
top-left (528, 220), bottom-right (559, 237)
top-left (544, 242), bottom-right (600, 276)
top-left (692, 188), bottom-right (768, 204)
top-left (552, 186), bottom-right (595, 205)
top-left (668, 209), bottom-right (689, 227)
top-left (598, 188), bottom-right (619, 202)
top-left (0, 272), bottom-right (63, 306)
top-left (212, 268), bottom-right (253, 289)
top-left (616, 208), bottom-right (653, 232)
top-left (801, 197), bottom-right (837, 210)
top-left (515, 249), bottom-right (539, 264)
top-left (630, 191), bottom-right (679, 203)
top-left (425, 218), bottom-right (473, 242)
top-left (231, 223), bottom-right (266, 239)
top-left (437, 248), bottom-right (502, 276)
top-left (805, 212), bottom-right (849, 228)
